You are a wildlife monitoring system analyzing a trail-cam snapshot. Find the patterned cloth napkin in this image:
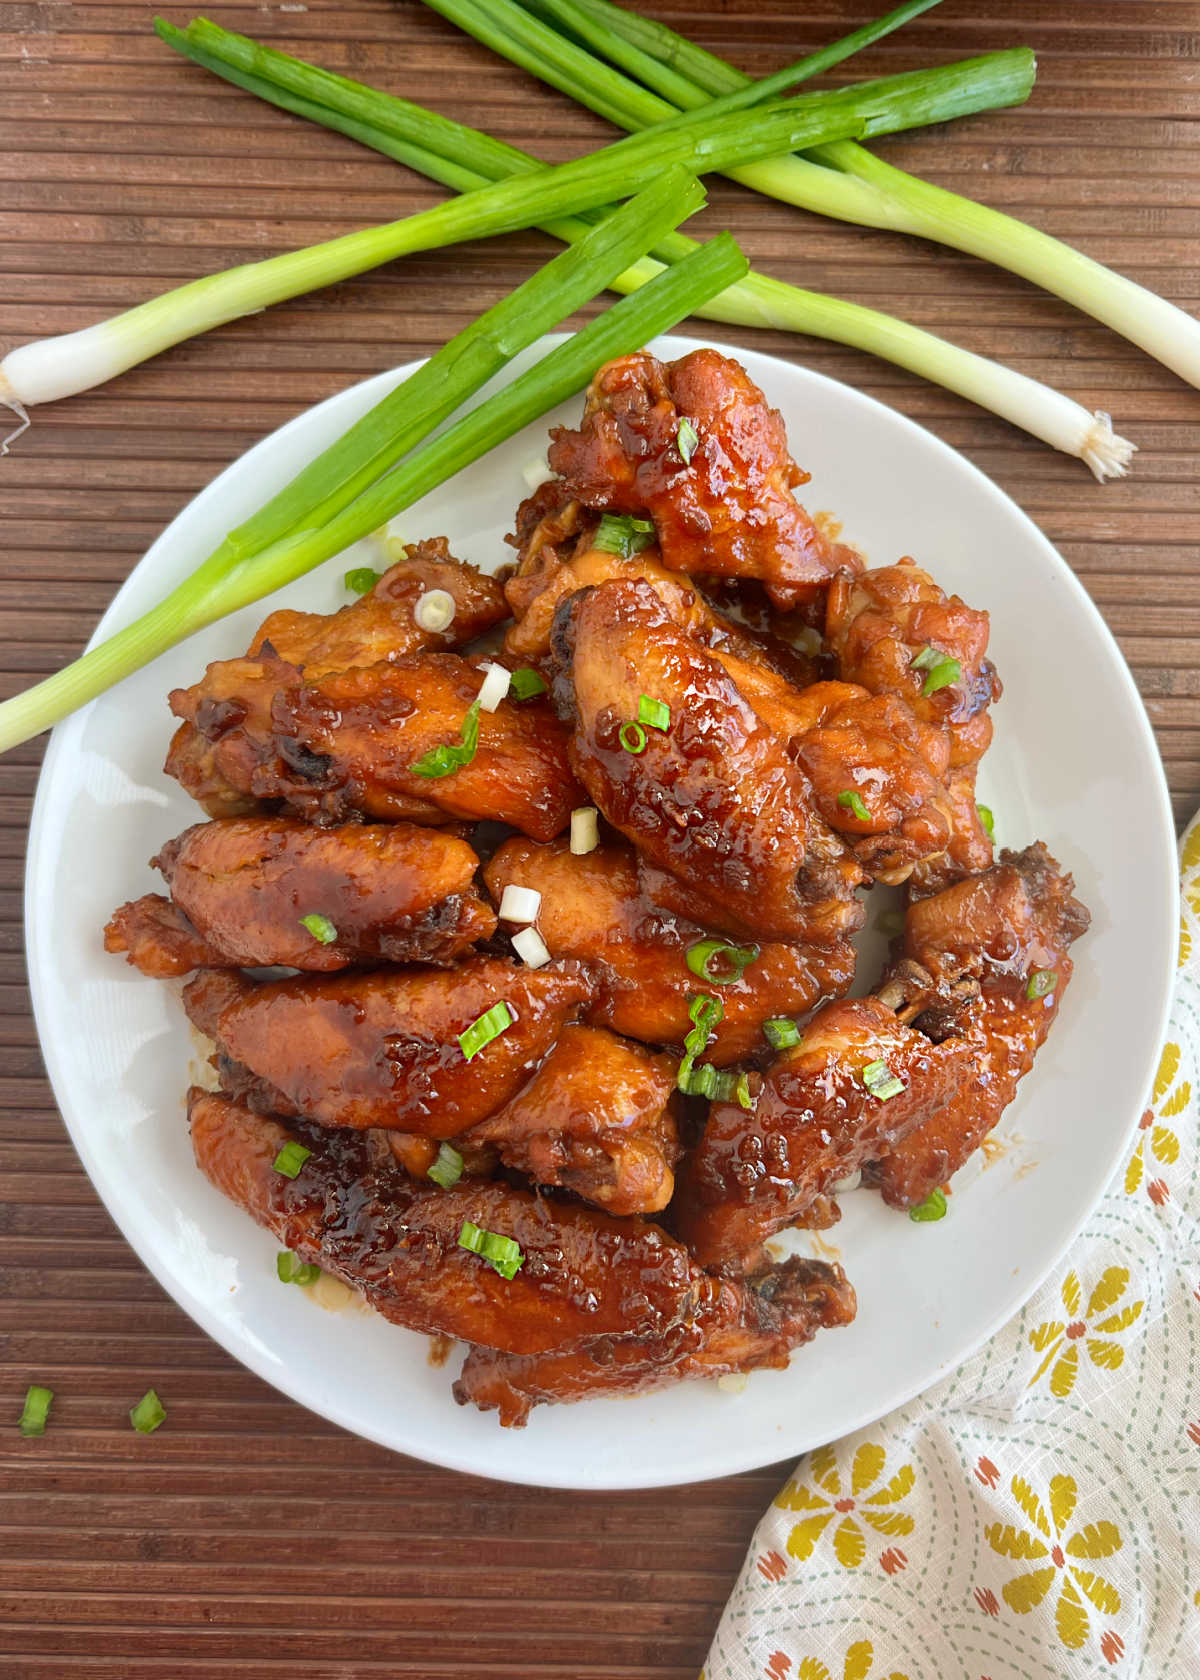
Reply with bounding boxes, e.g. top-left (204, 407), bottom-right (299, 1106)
top-left (704, 815), bottom-right (1200, 1680)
